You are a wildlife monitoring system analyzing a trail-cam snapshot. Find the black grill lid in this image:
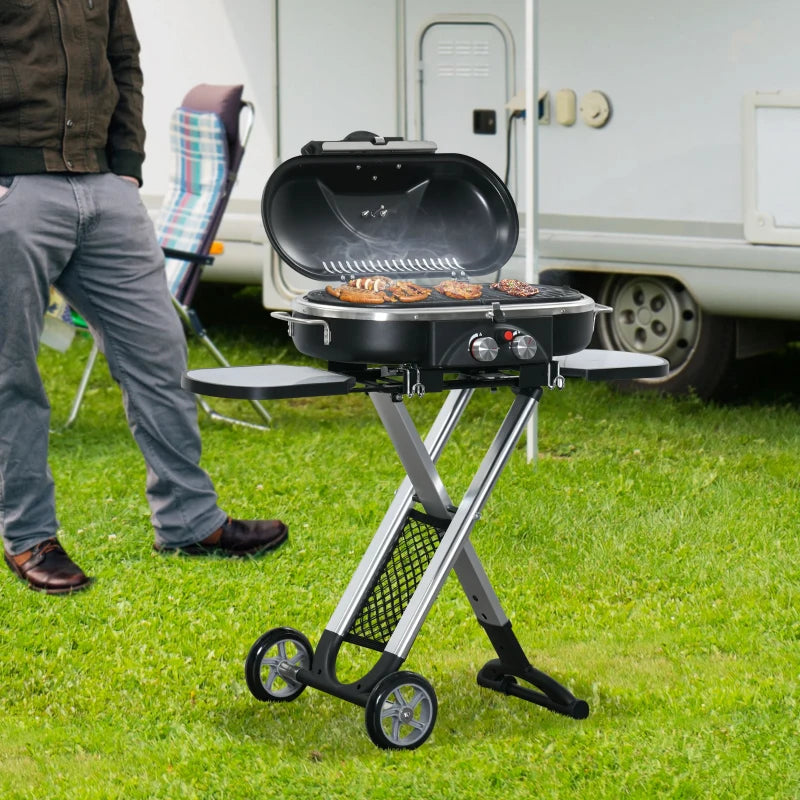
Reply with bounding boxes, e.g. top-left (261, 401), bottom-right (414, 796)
top-left (261, 133), bottom-right (519, 281)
